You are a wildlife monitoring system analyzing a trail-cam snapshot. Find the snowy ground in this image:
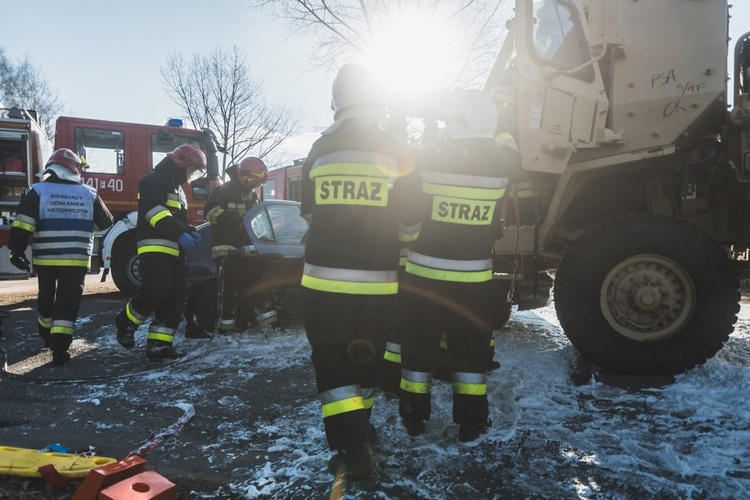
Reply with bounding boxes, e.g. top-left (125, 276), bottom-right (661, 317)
top-left (3, 301), bottom-right (750, 498)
